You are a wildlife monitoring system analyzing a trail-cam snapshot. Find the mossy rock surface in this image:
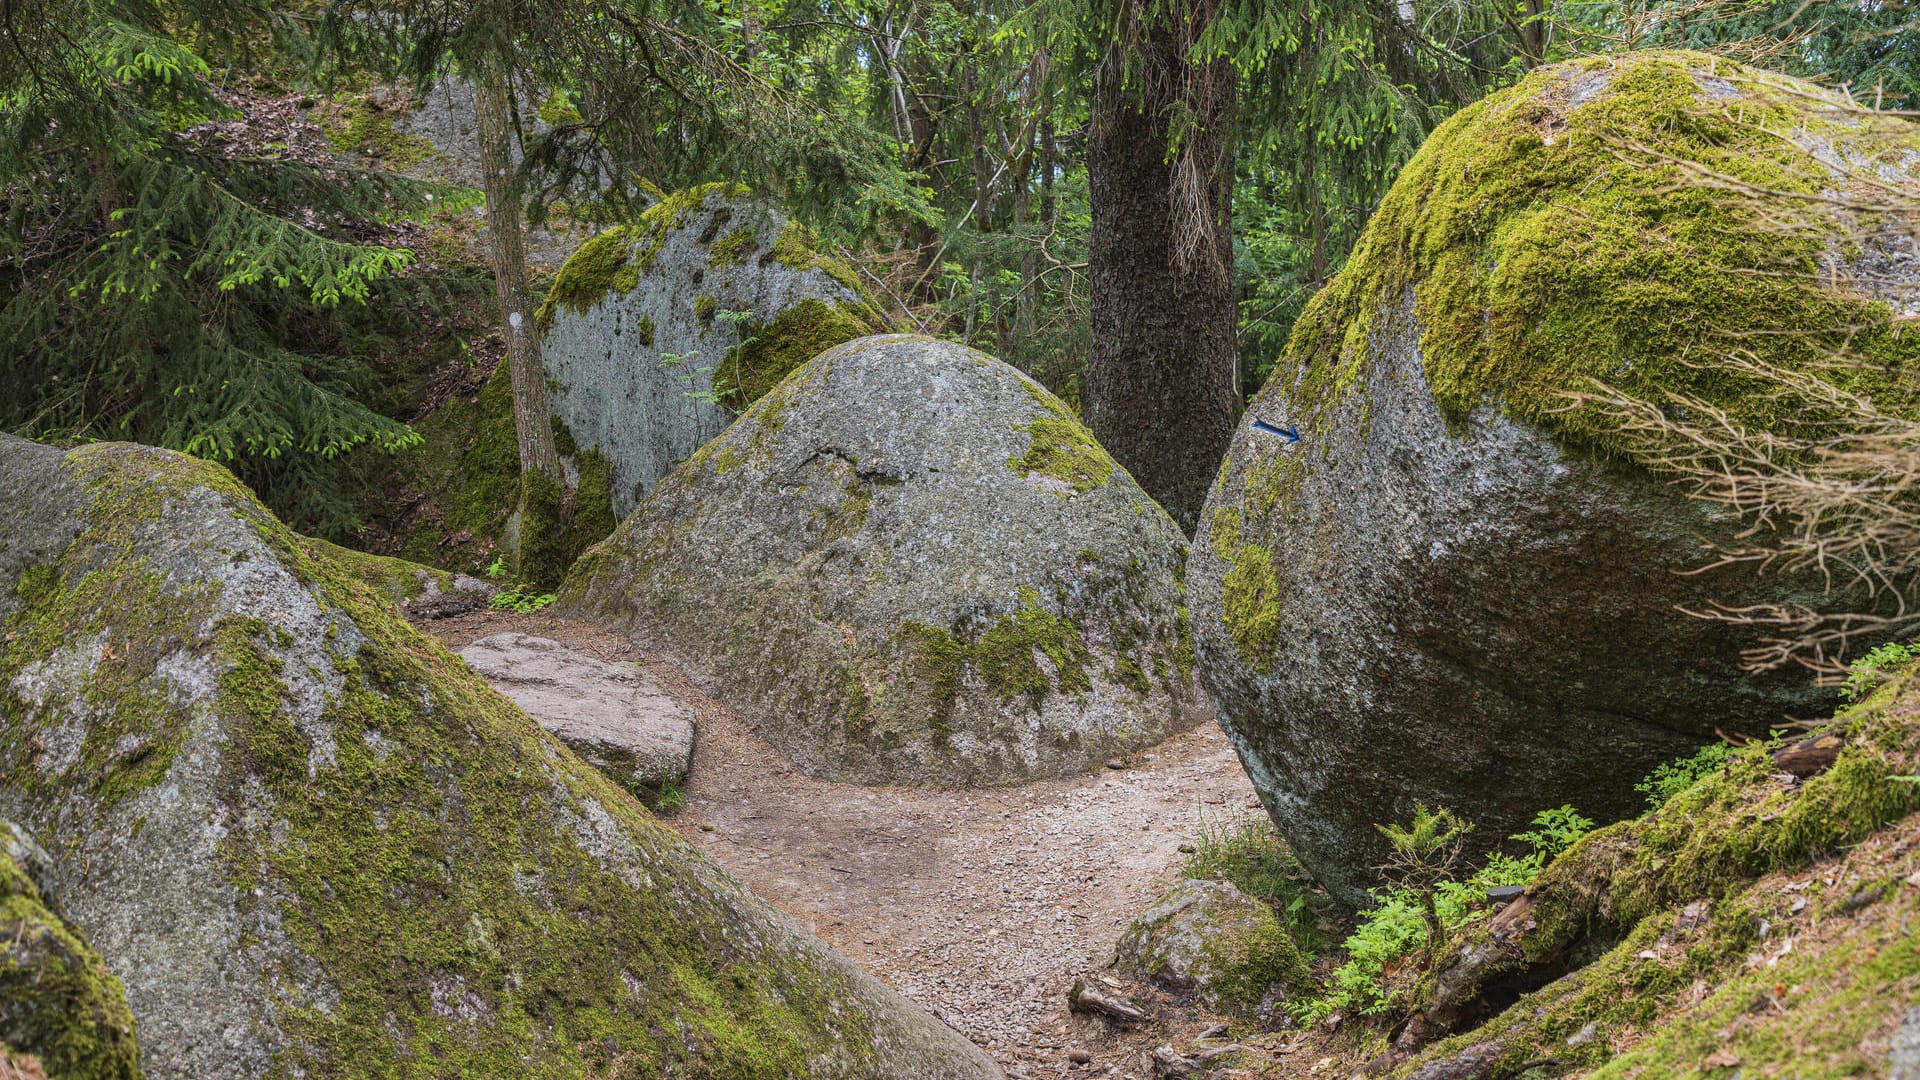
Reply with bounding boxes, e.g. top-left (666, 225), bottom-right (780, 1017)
top-left (559, 335), bottom-right (1205, 786)
top-left (537, 187), bottom-right (892, 517)
top-left (1376, 661), bottom-right (1920, 1079)
top-left (1189, 52), bottom-right (1920, 907)
top-left (0, 433), bottom-right (998, 1080)
top-left (0, 820), bottom-right (141, 1080)
top-left (1114, 879), bottom-right (1310, 1022)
